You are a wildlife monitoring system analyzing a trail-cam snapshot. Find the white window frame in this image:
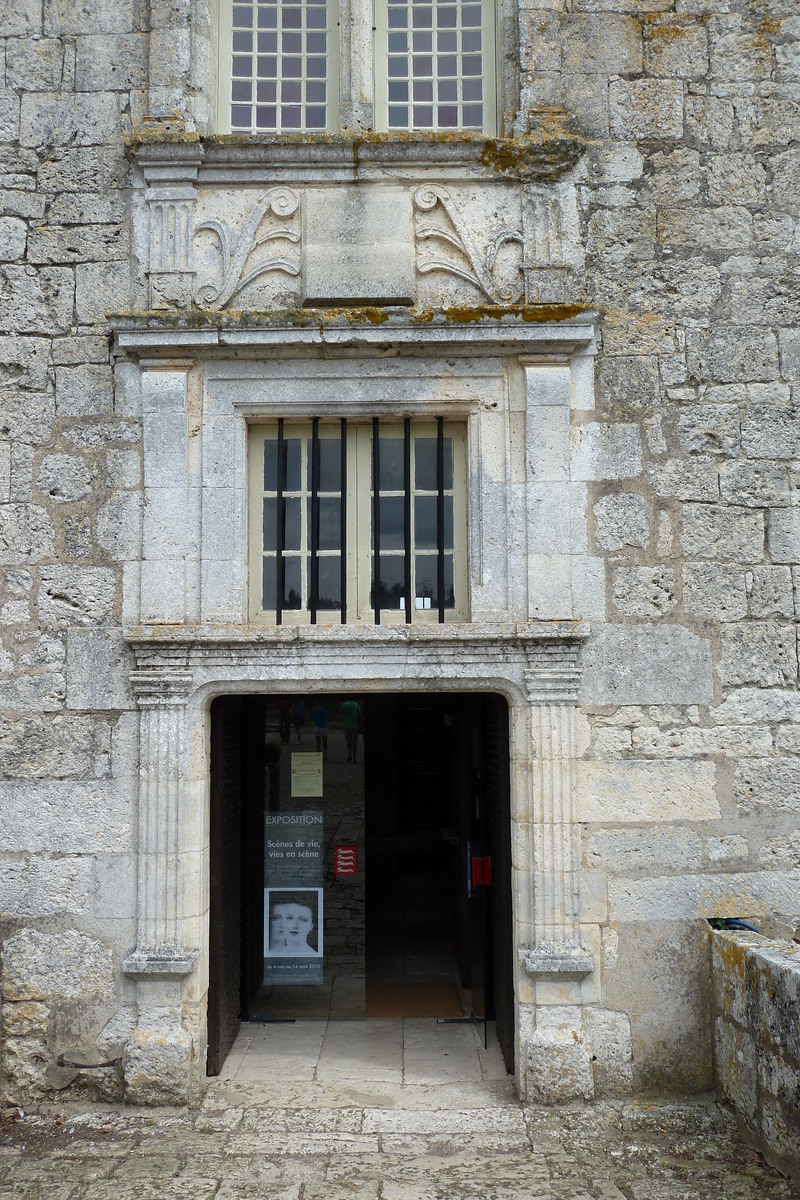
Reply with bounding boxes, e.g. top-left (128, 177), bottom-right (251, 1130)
top-left (247, 418), bottom-right (469, 624)
top-left (217, 0), bottom-right (498, 134)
